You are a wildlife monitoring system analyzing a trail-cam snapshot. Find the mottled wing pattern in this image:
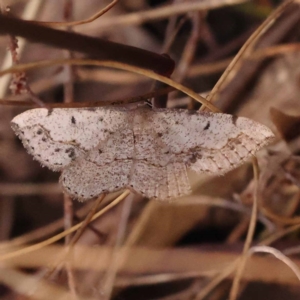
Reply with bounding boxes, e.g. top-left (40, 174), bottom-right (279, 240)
top-left (61, 124), bottom-right (134, 200)
top-left (129, 161), bottom-right (191, 200)
top-left (11, 107), bottom-right (274, 202)
top-left (11, 107), bottom-right (133, 171)
top-left (144, 109), bottom-right (274, 174)
top-left (129, 109), bottom-right (191, 199)
top-left (60, 158), bottom-right (132, 201)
